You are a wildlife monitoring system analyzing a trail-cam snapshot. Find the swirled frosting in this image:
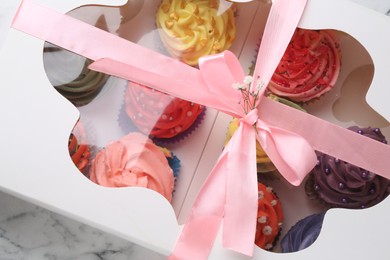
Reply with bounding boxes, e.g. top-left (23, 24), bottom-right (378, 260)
top-left (125, 82), bottom-right (204, 139)
top-left (156, 0), bottom-right (236, 66)
top-left (281, 212), bottom-right (325, 253)
top-left (68, 134), bottom-right (90, 173)
top-left (255, 183), bottom-right (284, 250)
top-left (48, 54), bottom-right (109, 107)
top-left (268, 29), bottom-right (341, 102)
top-left (68, 121), bottom-right (90, 174)
top-left (308, 126), bottom-right (390, 209)
top-left (89, 132), bottom-right (175, 202)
